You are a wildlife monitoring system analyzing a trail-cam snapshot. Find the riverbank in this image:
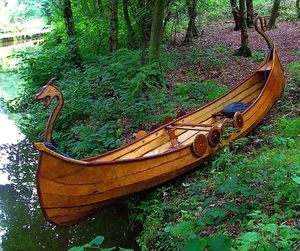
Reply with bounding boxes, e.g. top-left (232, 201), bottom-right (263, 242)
top-left (6, 18), bottom-right (300, 250)
top-left (0, 41), bottom-right (139, 250)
